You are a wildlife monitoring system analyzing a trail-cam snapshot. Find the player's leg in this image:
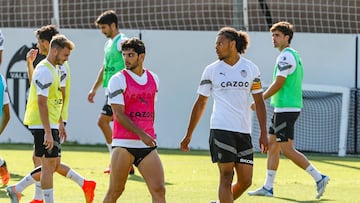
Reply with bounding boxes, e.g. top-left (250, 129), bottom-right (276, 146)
top-left (32, 152), bottom-right (43, 202)
top-left (280, 139), bottom-right (329, 198)
top-left (137, 150), bottom-right (166, 203)
top-left (55, 162), bottom-right (96, 203)
top-left (103, 147), bottom-right (133, 203)
top-left (217, 162), bottom-right (235, 202)
top-left (232, 163), bottom-right (253, 200)
top-left (232, 133), bottom-right (254, 200)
